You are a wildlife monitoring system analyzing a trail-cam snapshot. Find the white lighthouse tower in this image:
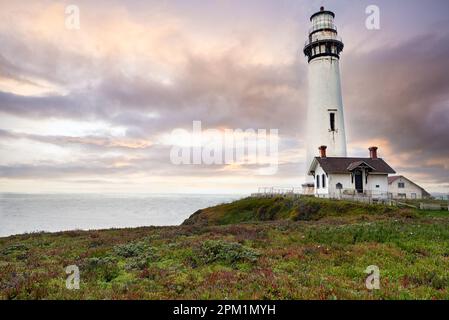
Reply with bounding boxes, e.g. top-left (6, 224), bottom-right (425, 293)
top-left (303, 7), bottom-right (347, 182)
